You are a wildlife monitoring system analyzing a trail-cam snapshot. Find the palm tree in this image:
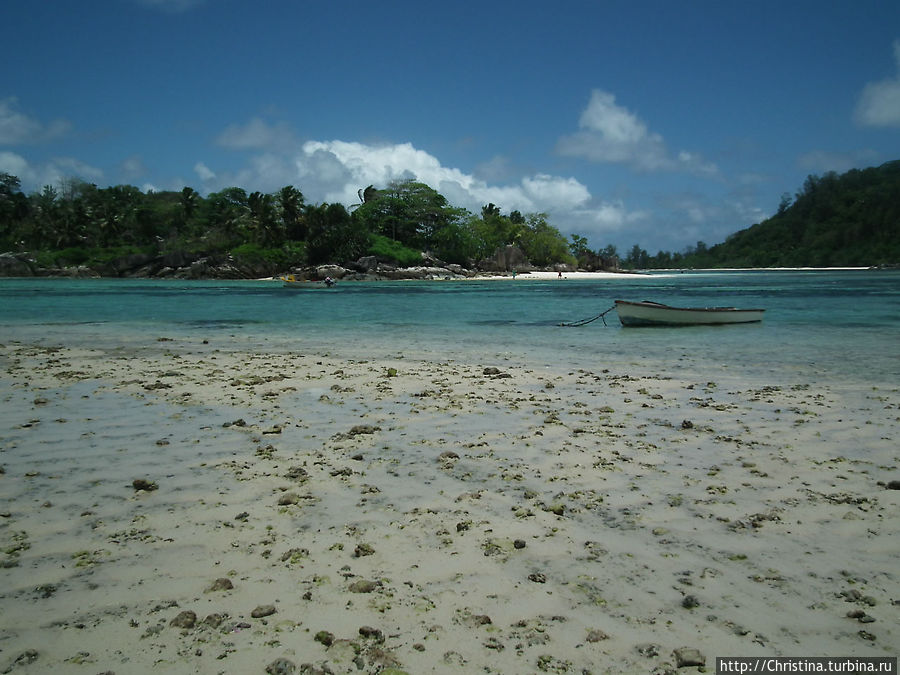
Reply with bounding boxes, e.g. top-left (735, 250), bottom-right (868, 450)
top-left (277, 186), bottom-right (306, 240)
top-left (248, 191), bottom-right (281, 246)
